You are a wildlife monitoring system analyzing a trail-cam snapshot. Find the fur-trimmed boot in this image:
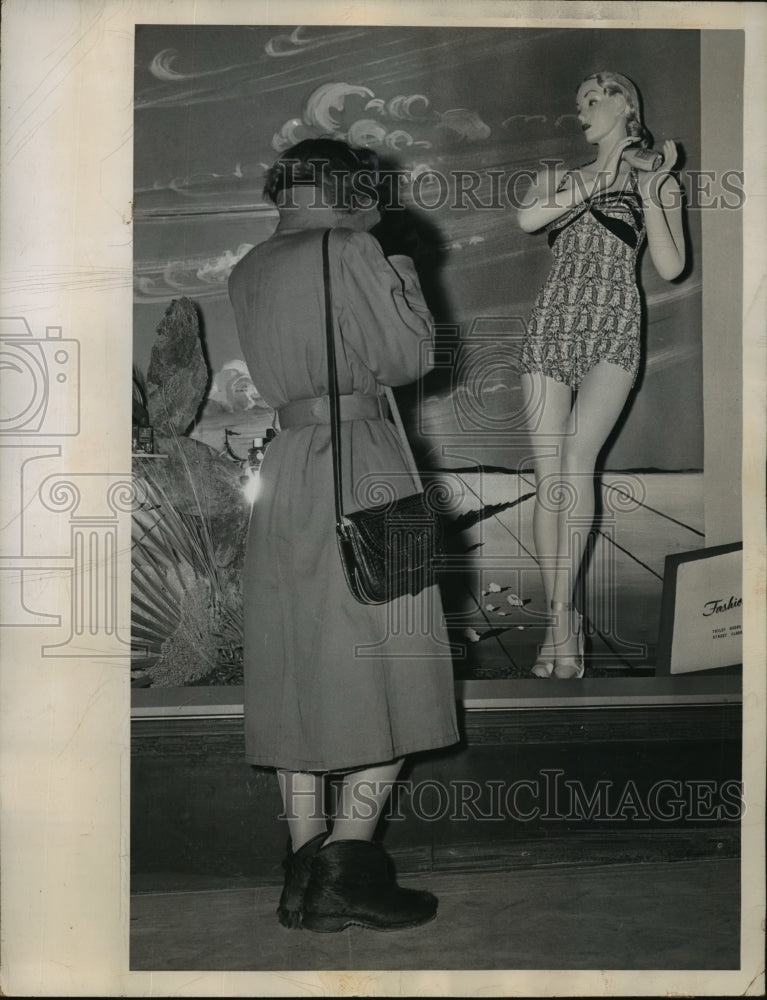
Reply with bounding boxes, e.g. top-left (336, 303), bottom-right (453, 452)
top-left (276, 832), bottom-right (327, 929)
top-left (301, 839), bottom-right (437, 933)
